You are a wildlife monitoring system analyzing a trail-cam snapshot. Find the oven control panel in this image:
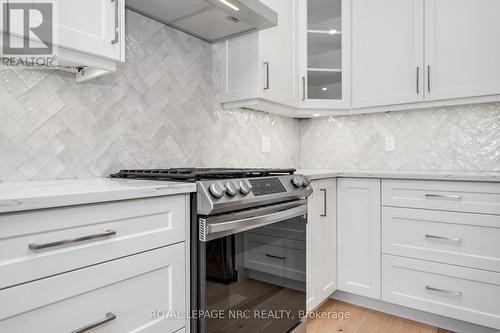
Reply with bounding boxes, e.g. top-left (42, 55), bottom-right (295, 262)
top-left (197, 175), bottom-right (312, 215)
